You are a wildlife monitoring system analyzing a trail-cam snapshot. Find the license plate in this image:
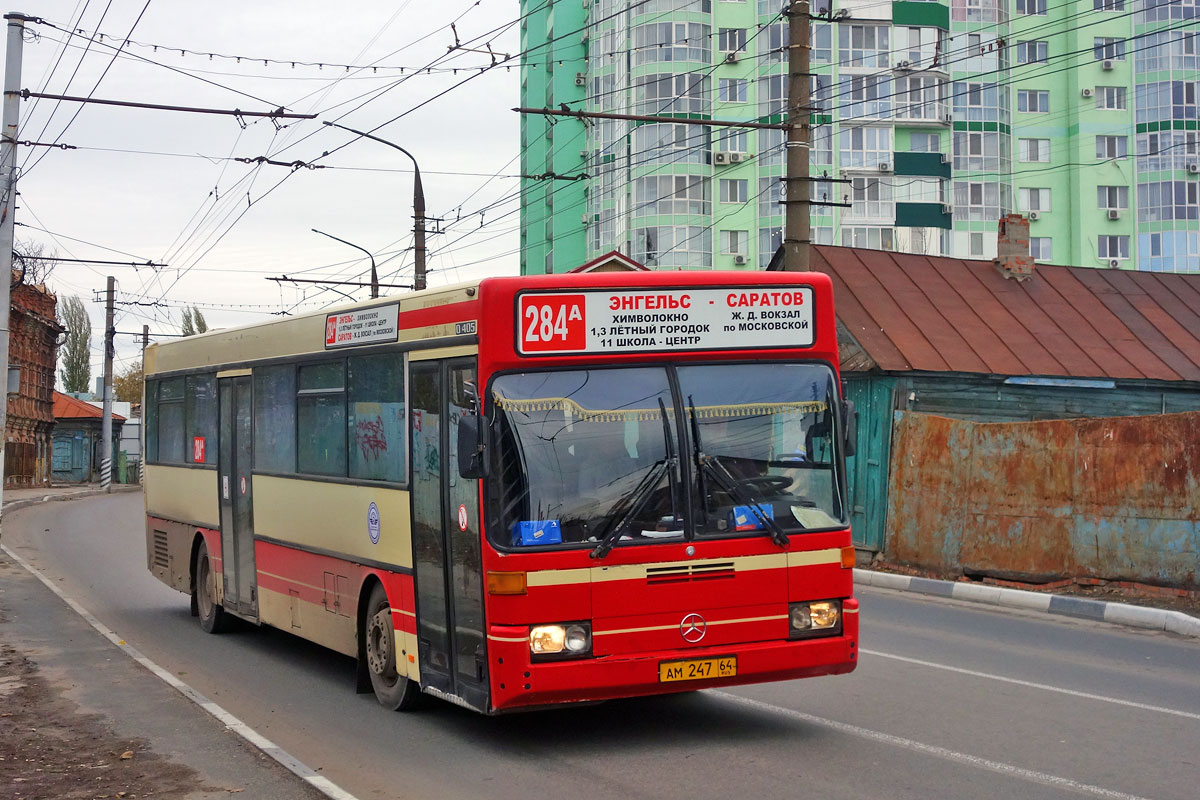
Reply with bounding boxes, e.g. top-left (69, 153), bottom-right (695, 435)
top-left (659, 656), bottom-right (737, 683)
